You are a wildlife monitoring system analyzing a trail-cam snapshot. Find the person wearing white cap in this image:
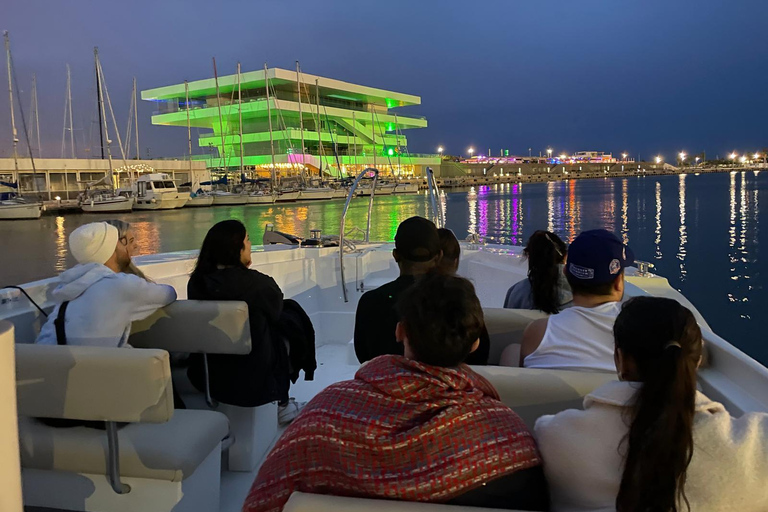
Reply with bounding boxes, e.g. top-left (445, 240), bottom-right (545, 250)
top-left (35, 222), bottom-right (177, 347)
